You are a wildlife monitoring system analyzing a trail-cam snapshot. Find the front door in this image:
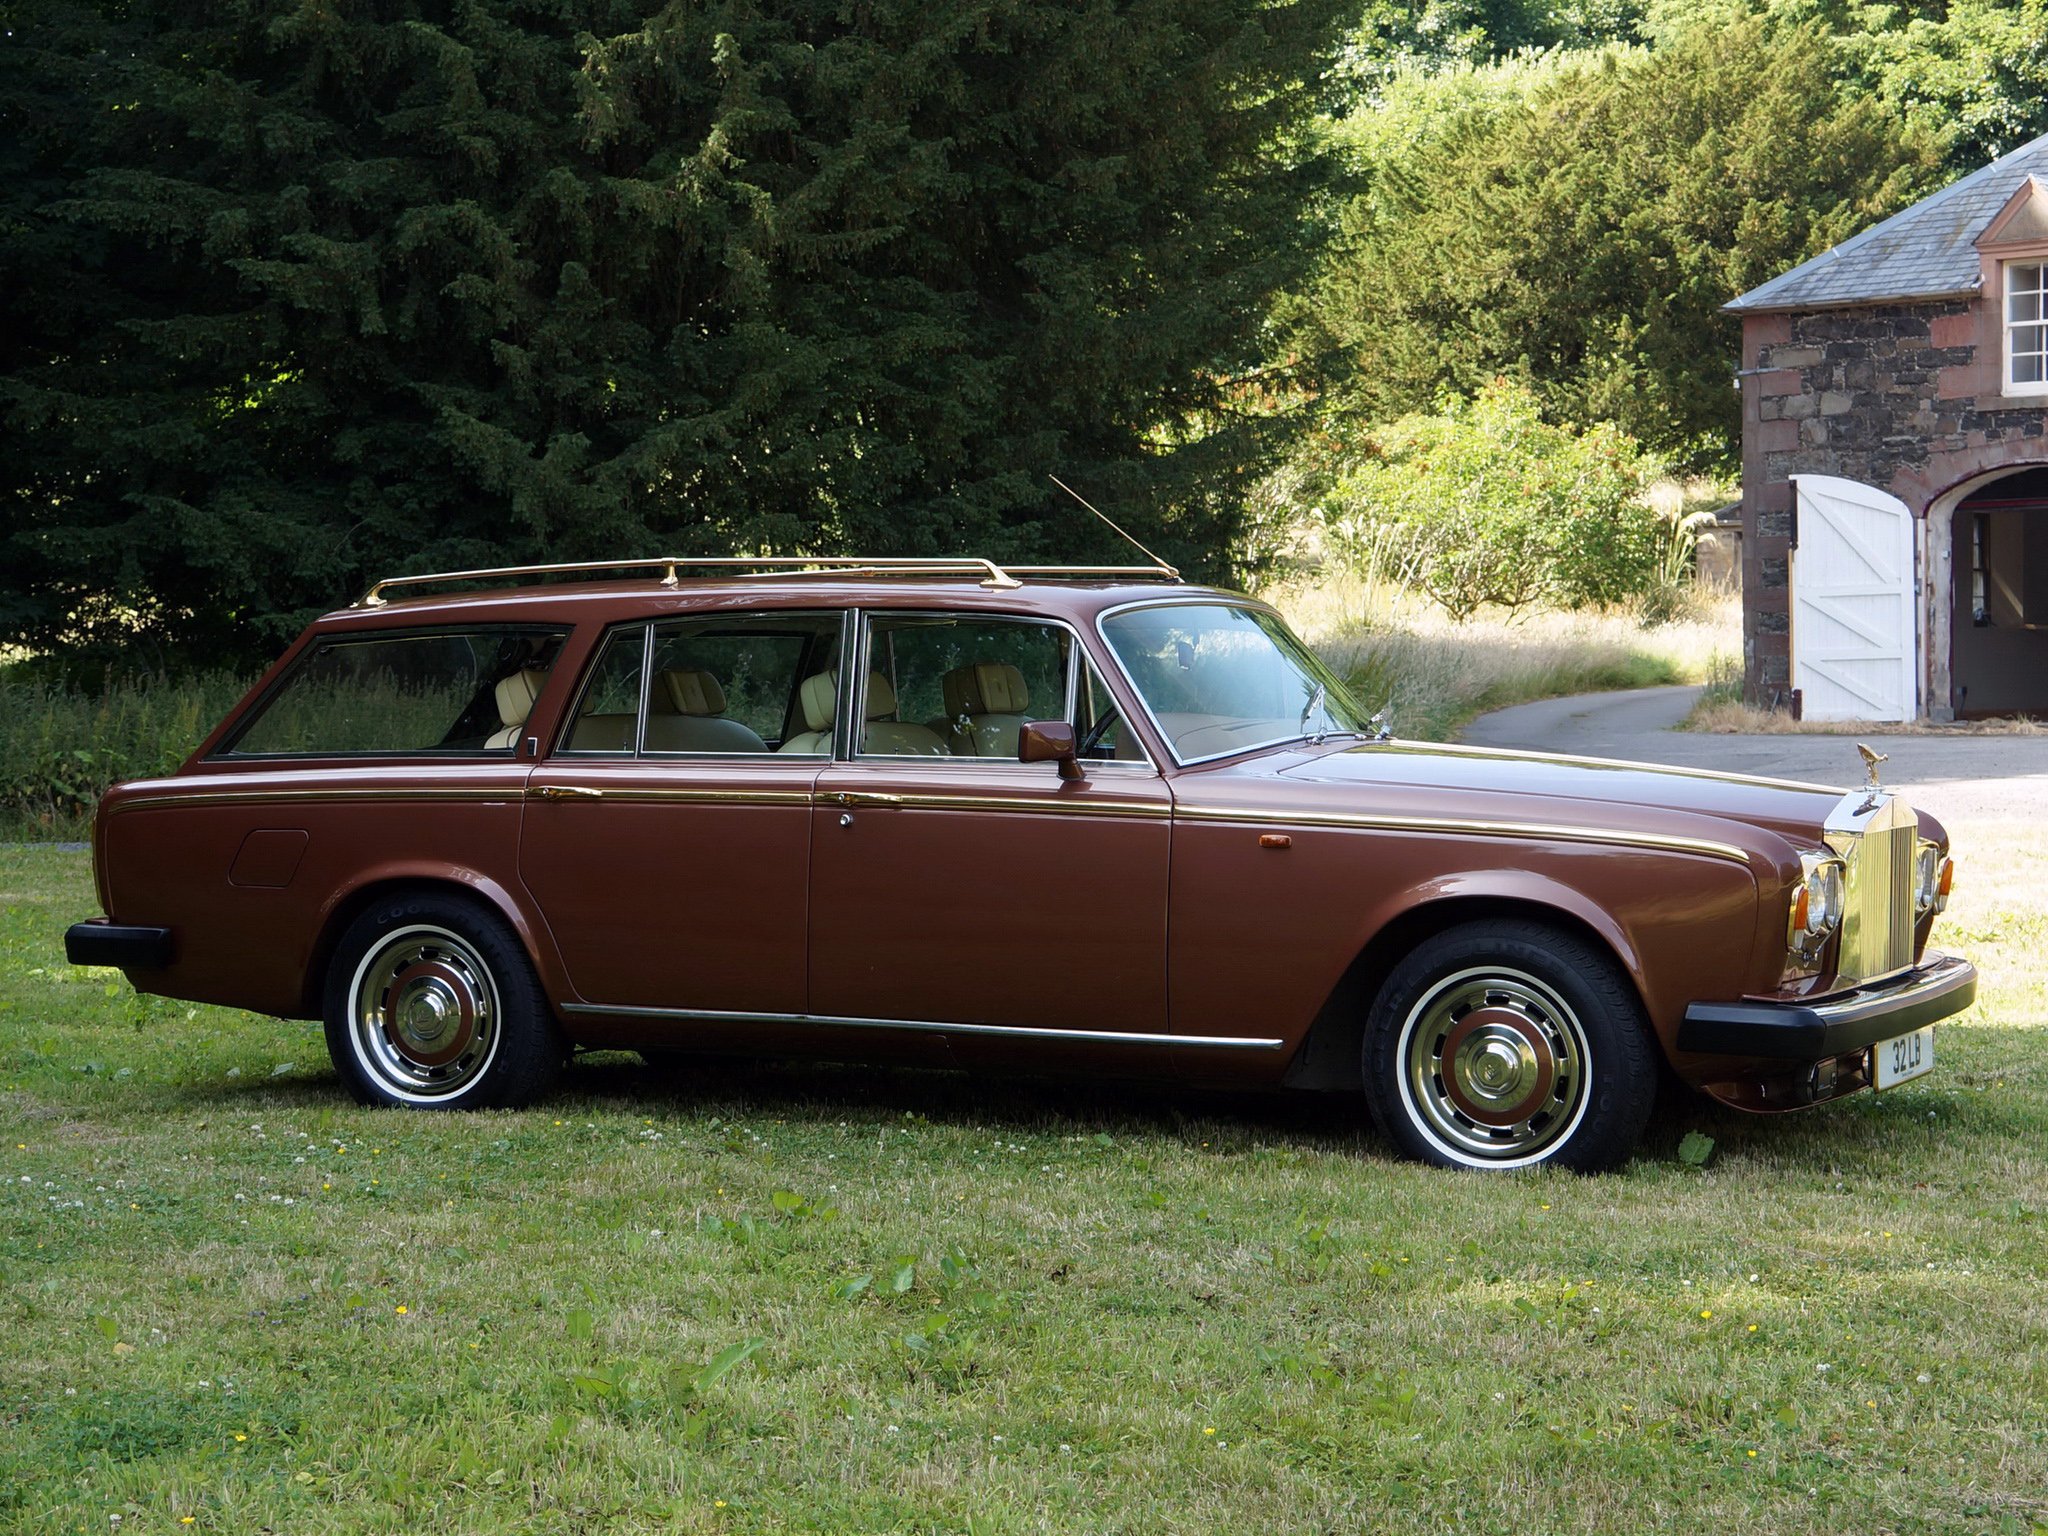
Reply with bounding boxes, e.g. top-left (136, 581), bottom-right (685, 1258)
top-left (518, 610), bottom-right (843, 1013)
top-left (806, 611), bottom-right (1172, 1059)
